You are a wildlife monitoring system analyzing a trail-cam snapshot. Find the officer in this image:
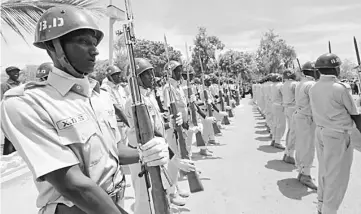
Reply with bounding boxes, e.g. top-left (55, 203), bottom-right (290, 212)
top-left (270, 73), bottom-right (286, 149)
top-left (100, 65), bottom-right (129, 146)
top-left (1, 66), bottom-right (22, 155)
top-left (124, 58), bottom-right (196, 211)
top-left (281, 70), bottom-right (297, 164)
top-left (36, 62), bottom-right (53, 82)
top-left (0, 6), bottom-right (169, 214)
top-left (310, 53), bottom-right (361, 214)
top-left (293, 61), bottom-right (318, 190)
